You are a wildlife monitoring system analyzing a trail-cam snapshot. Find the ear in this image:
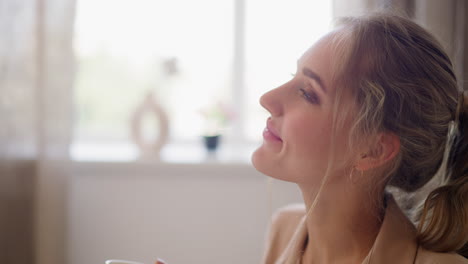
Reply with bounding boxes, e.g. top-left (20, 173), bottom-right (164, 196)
top-left (355, 132), bottom-right (400, 171)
